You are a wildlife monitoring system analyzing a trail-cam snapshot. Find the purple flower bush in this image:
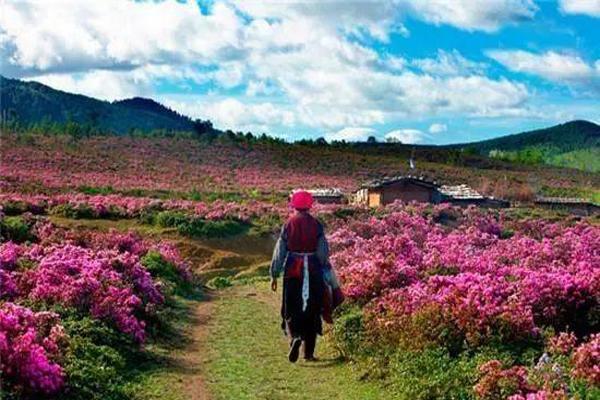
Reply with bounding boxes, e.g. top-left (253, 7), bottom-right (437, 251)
top-left (0, 217), bottom-right (193, 395)
top-left (329, 203), bottom-right (599, 396)
top-left (330, 204), bottom-right (599, 346)
top-left (0, 303), bottom-right (66, 394)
